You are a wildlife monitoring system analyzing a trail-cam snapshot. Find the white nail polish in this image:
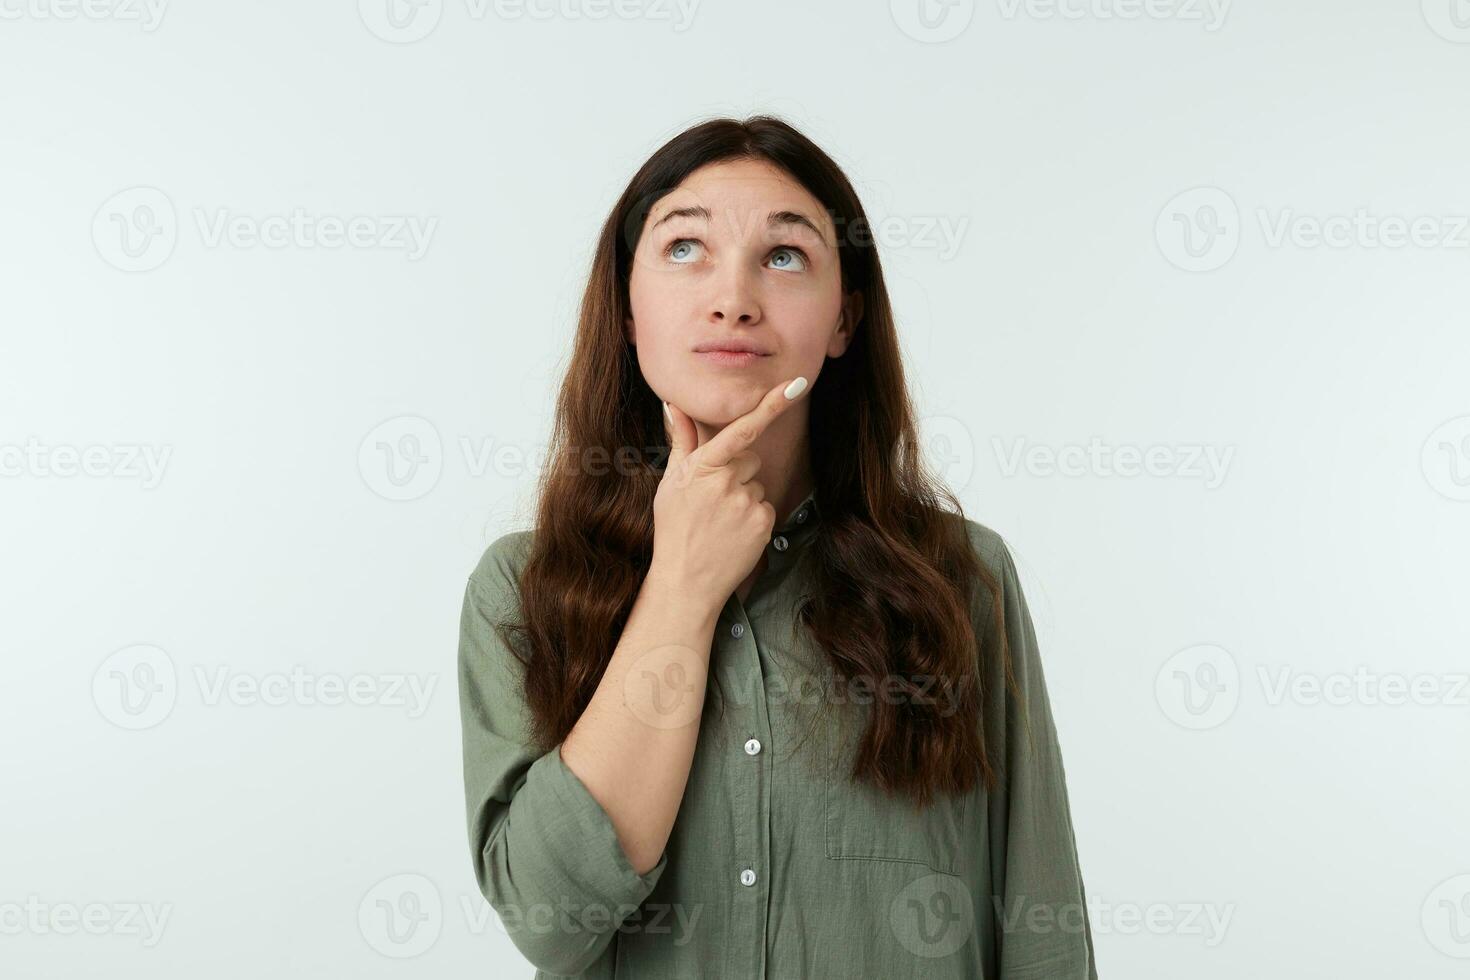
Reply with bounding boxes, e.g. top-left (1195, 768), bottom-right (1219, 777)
top-left (783, 377), bottom-right (808, 400)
